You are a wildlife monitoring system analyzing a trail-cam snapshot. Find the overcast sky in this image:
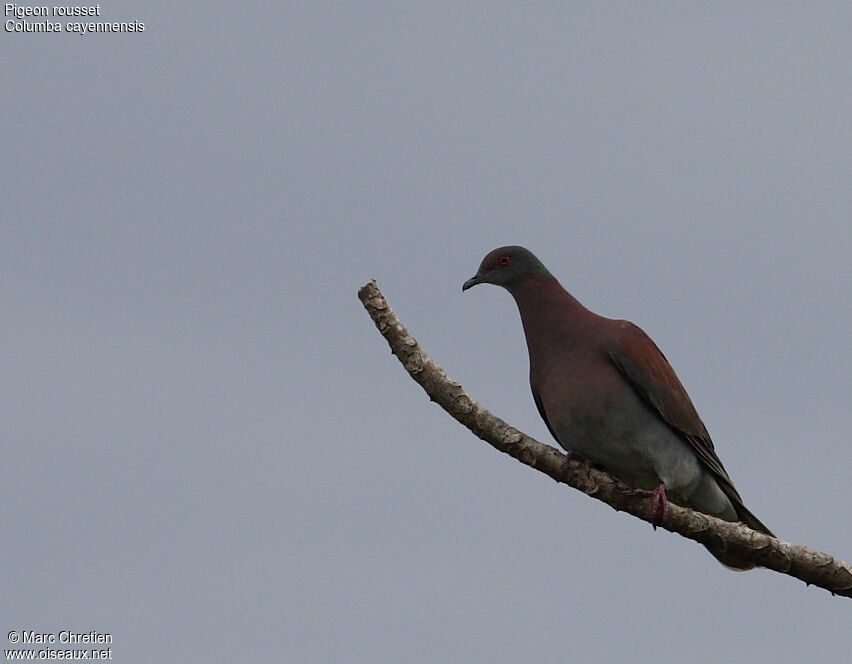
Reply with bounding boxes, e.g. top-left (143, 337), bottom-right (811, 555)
top-left (3, 2), bottom-right (851, 662)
